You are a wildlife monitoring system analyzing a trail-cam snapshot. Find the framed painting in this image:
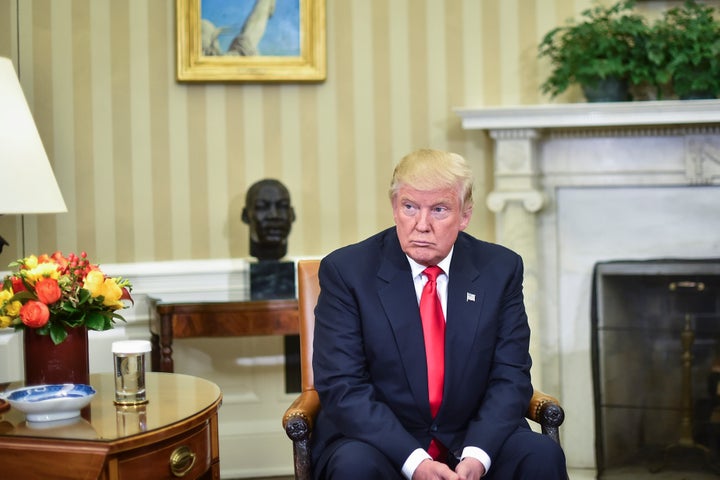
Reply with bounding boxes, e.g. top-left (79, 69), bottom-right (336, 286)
top-left (176, 0), bottom-right (326, 82)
